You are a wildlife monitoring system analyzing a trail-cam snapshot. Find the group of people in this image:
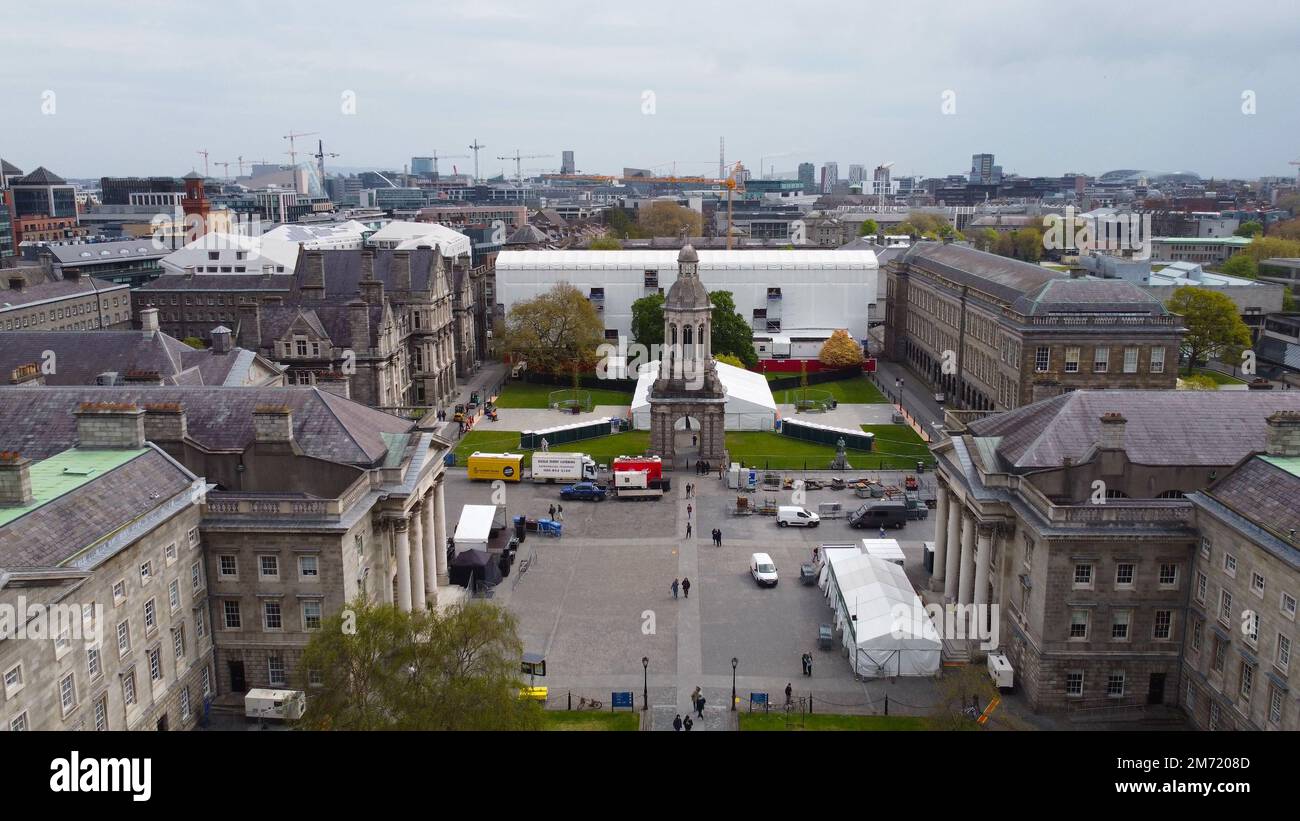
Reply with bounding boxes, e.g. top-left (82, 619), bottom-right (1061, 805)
top-left (547, 504), bottom-right (564, 522)
top-left (800, 652), bottom-right (814, 676)
top-left (693, 460), bottom-right (713, 475)
top-left (673, 686), bottom-right (708, 731)
top-left (670, 577), bottom-right (691, 599)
